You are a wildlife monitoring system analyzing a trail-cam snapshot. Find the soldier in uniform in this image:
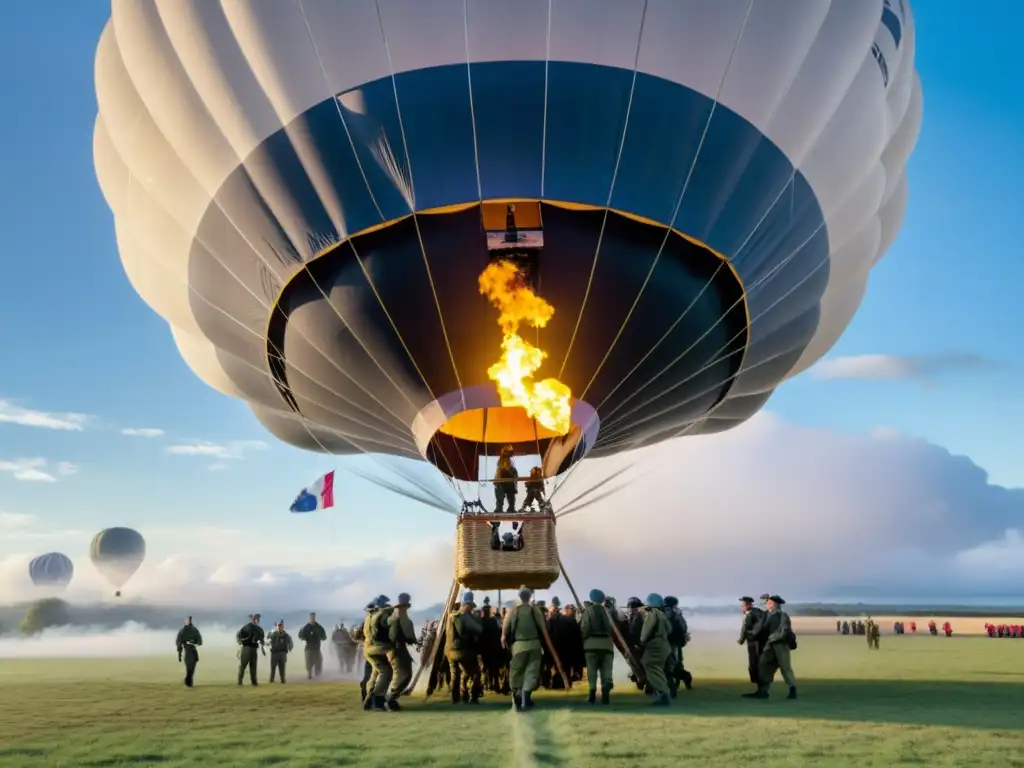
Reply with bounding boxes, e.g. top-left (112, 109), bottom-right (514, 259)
top-left (478, 598), bottom-right (503, 692)
top-left (662, 596), bottom-right (692, 695)
top-left (446, 591), bottom-right (483, 704)
top-left (503, 586), bottom-right (548, 711)
top-left (579, 589), bottom-right (614, 704)
top-left (175, 616), bottom-right (202, 688)
top-left (386, 592), bottom-right (416, 711)
top-left (354, 601), bottom-right (375, 703)
top-left (363, 595), bottom-right (394, 711)
top-left (737, 597), bottom-right (765, 684)
top-left (744, 595), bottom-right (797, 700)
top-left (494, 445), bottom-right (518, 513)
top-left (298, 612), bottom-right (328, 679)
top-left (638, 594), bottom-right (672, 706)
top-left (332, 622), bottom-right (357, 673)
top-left (235, 613), bottom-right (266, 686)
top-left (267, 619), bottom-right (294, 683)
